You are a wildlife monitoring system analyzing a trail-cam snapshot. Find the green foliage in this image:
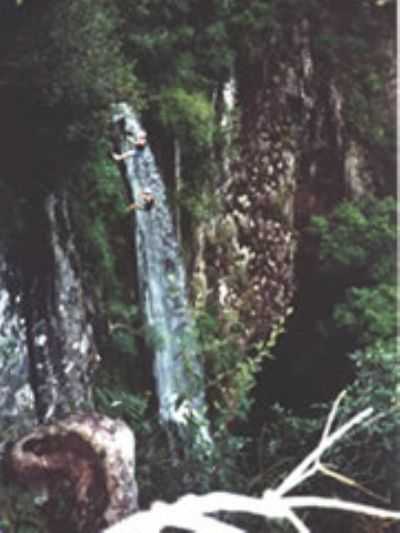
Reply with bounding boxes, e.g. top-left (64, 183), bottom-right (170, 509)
top-left (154, 85), bottom-right (217, 236)
top-left (250, 338), bottom-right (398, 527)
top-left (115, 0), bottom-right (232, 91)
top-left (0, 4), bottom-right (395, 531)
top-left (7, 0), bottom-right (140, 142)
top-left (109, 329), bottom-right (137, 357)
top-left (180, 189), bottom-right (219, 223)
top-left (326, 340), bottom-right (399, 506)
top-left (129, 336), bottom-right (398, 525)
top-left (314, 1), bottom-right (395, 175)
top-left (228, 0), bottom-right (280, 61)
top-left (194, 308), bottom-right (253, 423)
top-left (94, 373), bottom-right (252, 505)
top-left (159, 87), bottom-right (215, 147)
top-left (0, 0), bottom-right (142, 266)
top-left (0, 337), bottom-right (20, 364)
top-left (71, 147), bottom-right (128, 295)
top-left (312, 197), bottom-right (396, 282)
top-left (350, 339), bottom-right (399, 411)
top-left (310, 196), bottom-right (396, 349)
top-left (0, 484), bottom-right (46, 533)
top-left (95, 386), bottom-right (150, 433)
top-left (193, 307), bottom-right (282, 431)
top-left (334, 284), bottom-right (397, 346)
top-left (67, 143), bottom-right (143, 381)
top-left (111, 0), bottom-right (230, 231)
top-left (107, 302), bottom-right (140, 355)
